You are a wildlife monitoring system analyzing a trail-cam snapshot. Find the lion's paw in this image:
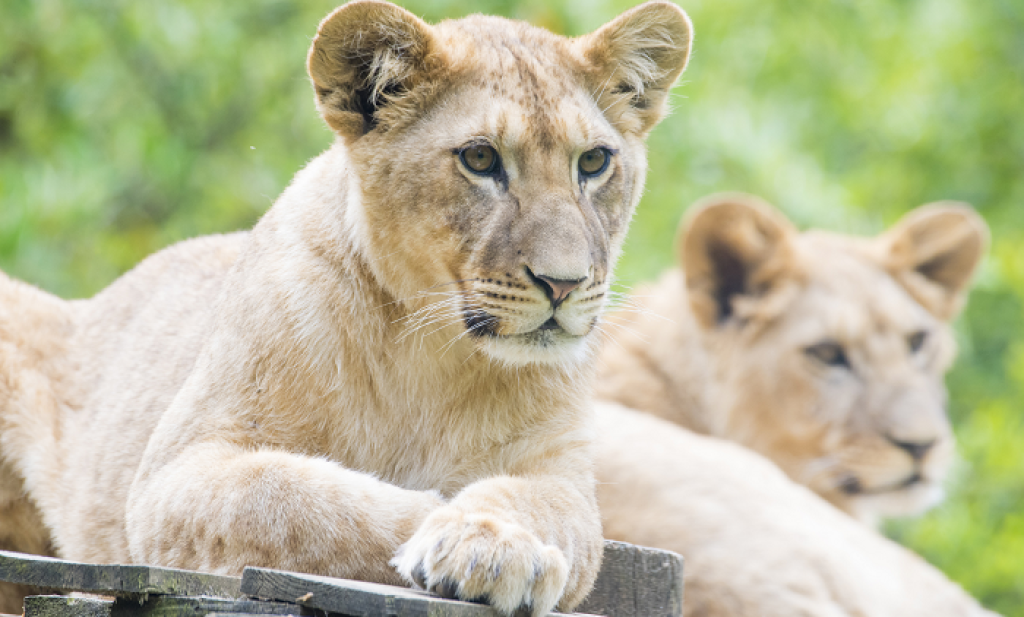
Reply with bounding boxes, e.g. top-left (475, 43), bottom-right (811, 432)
top-left (392, 506), bottom-right (569, 617)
